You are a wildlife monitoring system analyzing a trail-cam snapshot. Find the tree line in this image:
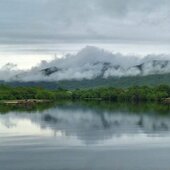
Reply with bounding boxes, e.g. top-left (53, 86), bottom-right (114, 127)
top-left (72, 85), bottom-right (170, 102)
top-left (0, 85), bottom-right (169, 102)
